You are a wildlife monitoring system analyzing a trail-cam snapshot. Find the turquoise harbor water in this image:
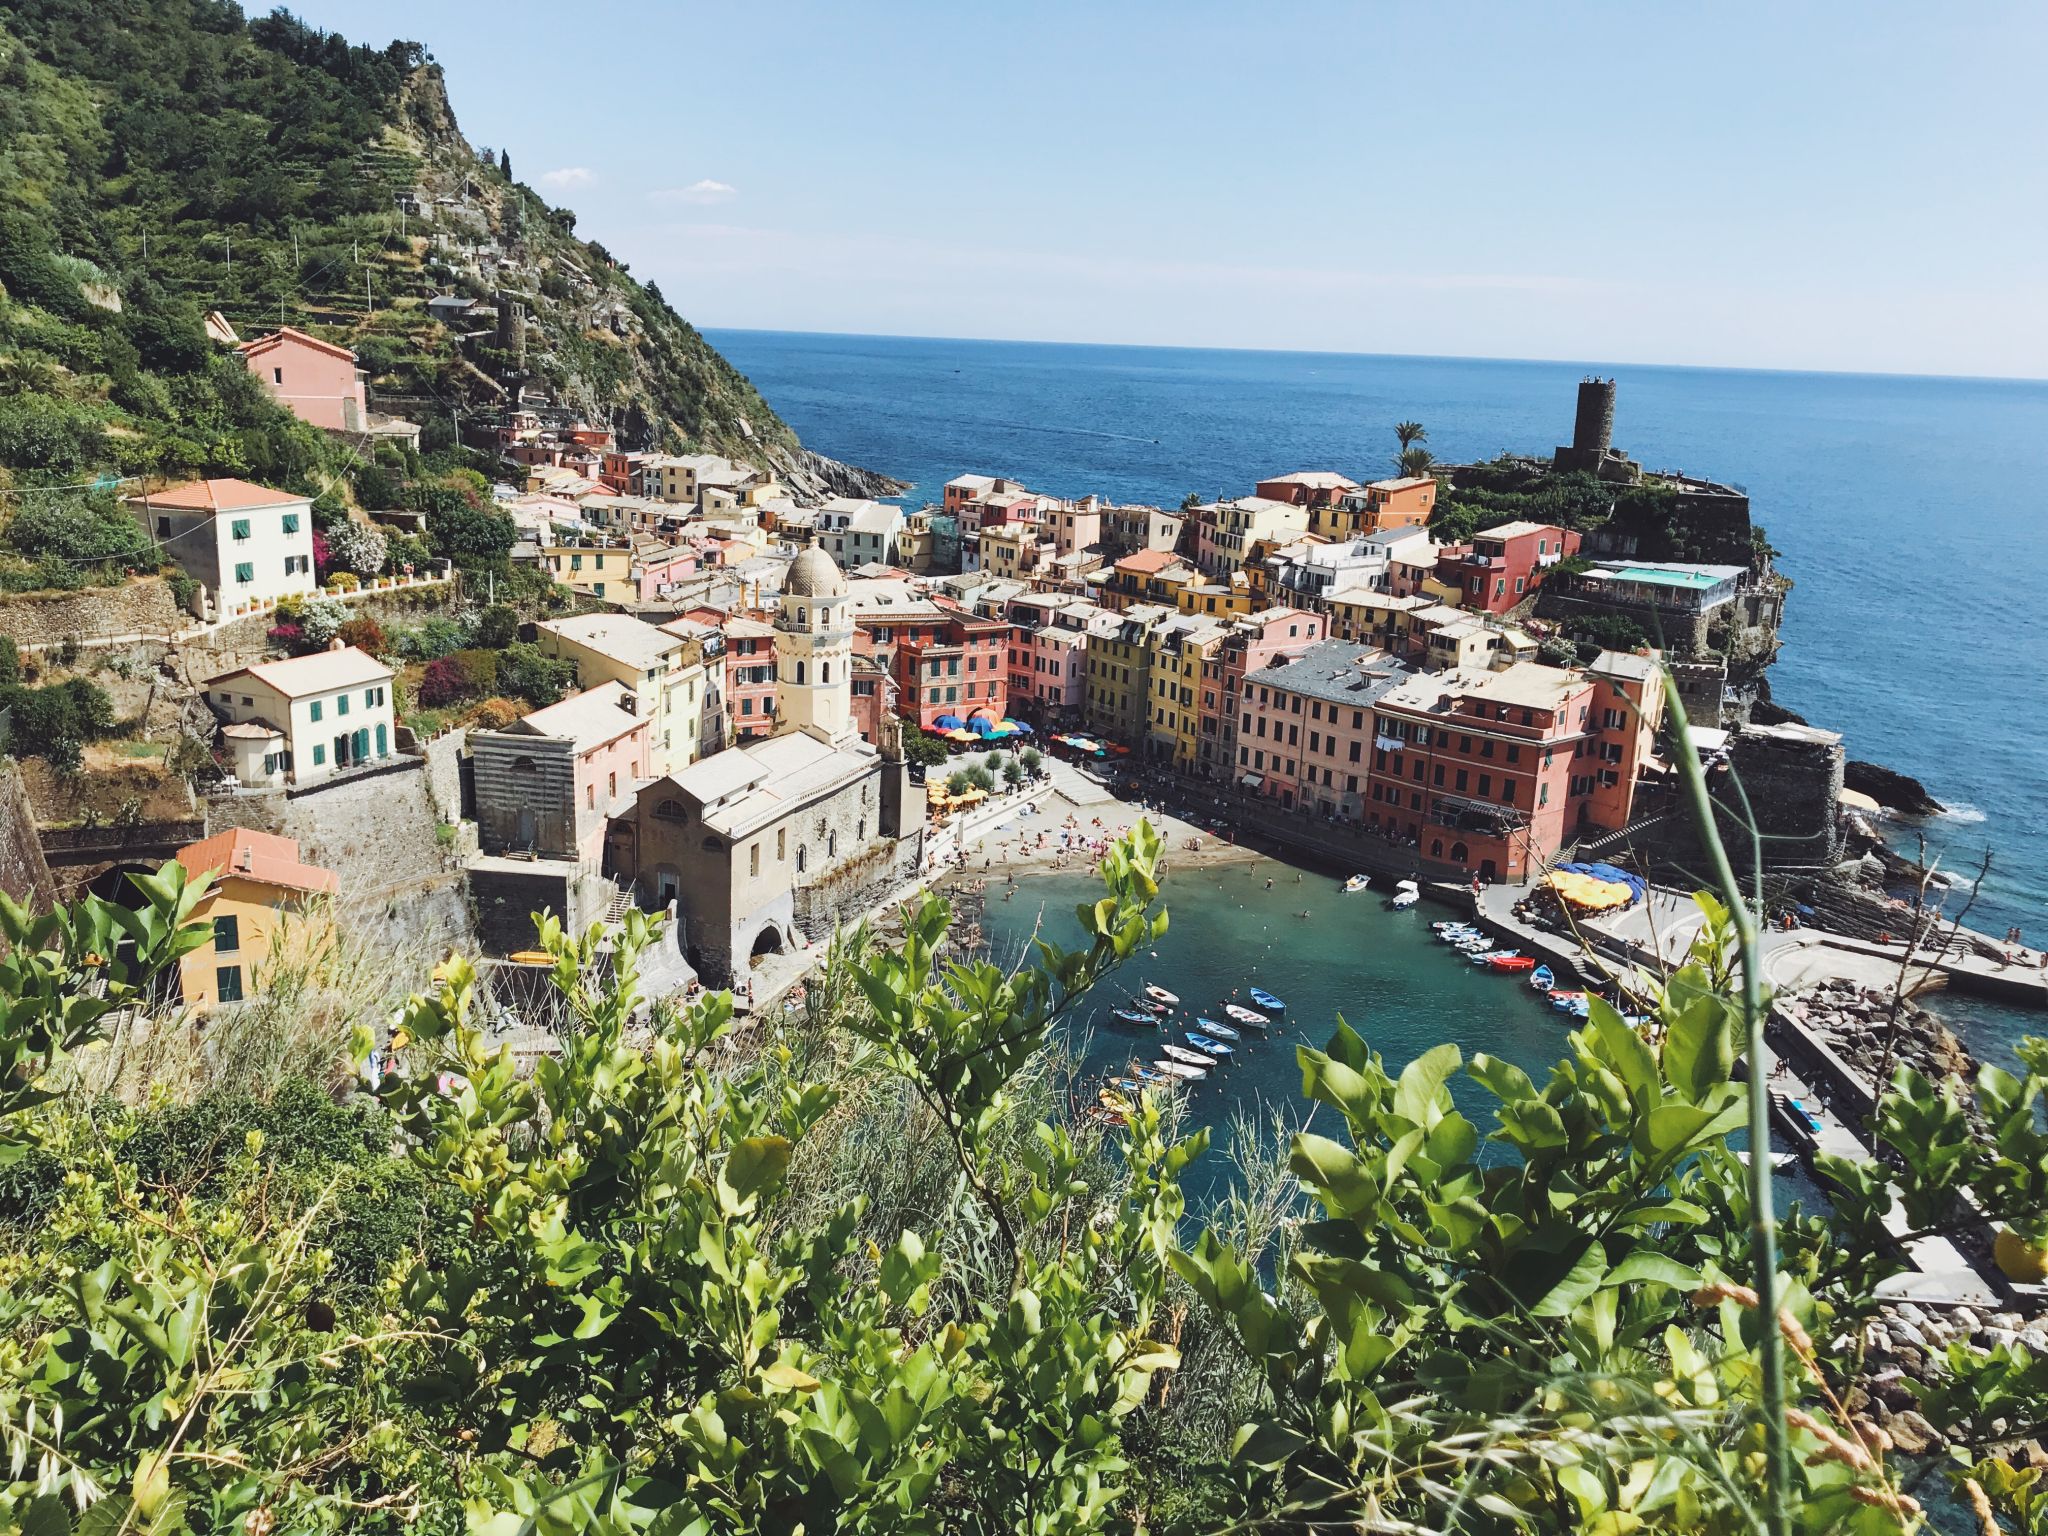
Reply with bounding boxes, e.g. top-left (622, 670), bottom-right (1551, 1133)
top-left (977, 856), bottom-right (1562, 1201)
top-left (710, 329), bottom-right (2048, 945)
